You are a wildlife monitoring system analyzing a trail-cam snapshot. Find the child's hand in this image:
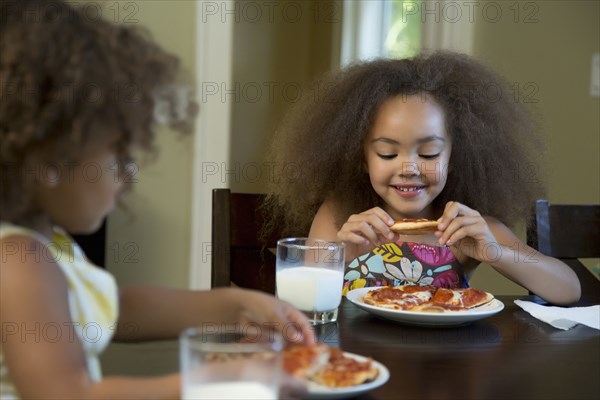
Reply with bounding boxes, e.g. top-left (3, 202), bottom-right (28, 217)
top-left (337, 207), bottom-right (396, 246)
top-left (436, 201), bottom-right (499, 262)
top-left (234, 290), bottom-right (316, 346)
